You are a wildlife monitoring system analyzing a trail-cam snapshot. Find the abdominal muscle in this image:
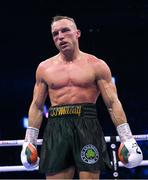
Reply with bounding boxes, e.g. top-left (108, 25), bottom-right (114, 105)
top-left (49, 85), bottom-right (100, 106)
